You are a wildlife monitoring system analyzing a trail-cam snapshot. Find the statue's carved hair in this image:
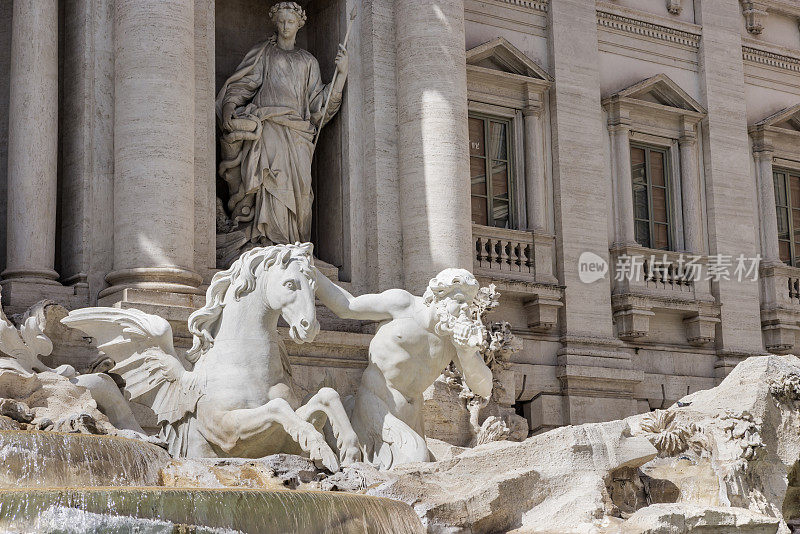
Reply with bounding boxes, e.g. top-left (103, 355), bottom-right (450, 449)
top-left (423, 268), bottom-right (480, 305)
top-left (186, 243), bottom-right (315, 363)
top-left (269, 2), bottom-right (307, 28)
